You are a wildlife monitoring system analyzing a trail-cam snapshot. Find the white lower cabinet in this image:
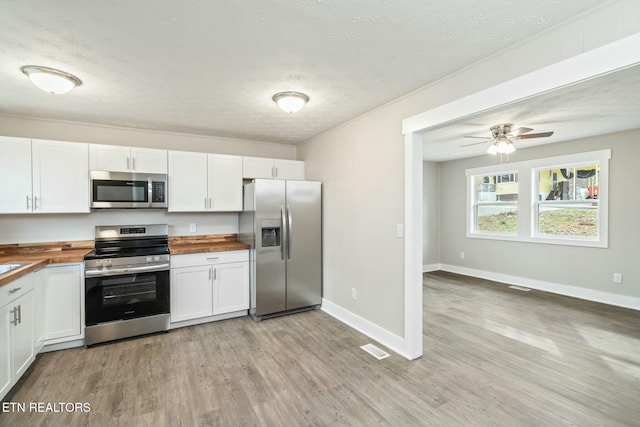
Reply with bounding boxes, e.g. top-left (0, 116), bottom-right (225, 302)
top-left (1, 272), bottom-right (36, 401)
top-left (171, 251), bottom-right (249, 324)
top-left (43, 263), bottom-right (83, 344)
